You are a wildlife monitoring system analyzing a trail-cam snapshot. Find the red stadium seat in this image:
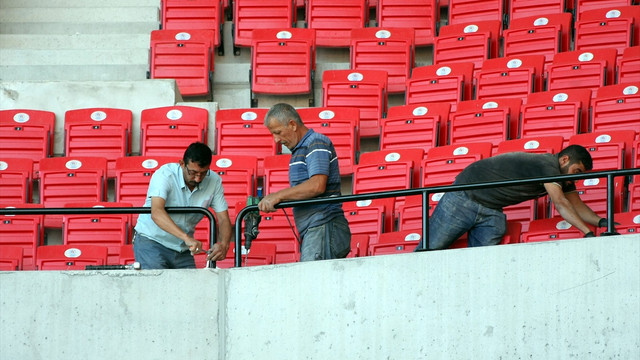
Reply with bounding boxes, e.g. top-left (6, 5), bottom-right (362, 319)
top-left (629, 139), bottom-right (640, 211)
top-left (618, 46), bottom-right (640, 84)
top-left (449, 98), bottom-right (522, 153)
top-left (475, 54), bottom-right (546, 102)
top-left (376, 0), bottom-right (439, 46)
top-left (36, 244), bottom-right (108, 271)
top-left (435, 21), bottom-right (501, 76)
top-left (114, 156), bottom-right (179, 207)
top-left (250, 210), bottom-right (300, 264)
top-left (591, 82), bottom-right (640, 134)
top-left (215, 242), bottom-right (278, 268)
top-left (508, 0), bottom-right (567, 22)
top-left (262, 154), bottom-right (291, 195)
top-left (233, 0), bottom-right (295, 51)
top-left (298, 107), bottom-right (359, 175)
top-left (63, 202), bottom-right (133, 265)
top-left (64, 107), bottom-right (132, 178)
top-left (0, 246), bottom-right (24, 271)
top-left (350, 27), bottom-right (415, 93)
top-left (369, 229), bottom-right (420, 256)
top-left (215, 108), bottom-right (280, 177)
top-left (0, 158), bottom-right (33, 204)
top-left (596, 211), bottom-right (640, 236)
top-left (547, 49), bottom-right (618, 97)
top-left (520, 88), bottom-right (592, 143)
top-left (149, 29), bottom-right (214, 98)
top-left (343, 198), bottom-right (395, 253)
top-left (250, 28), bottom-right (316, 107)
top-left (380, 102), bottom-right (448, 153)
top-left (140, 105), bottom-right (209, 158)
top-left (0, 109), bottom-right (55, 177)
top-left (522, 216), bottom-right (594, 243)
top-left (0, 204), bottom-right (44, 270)
top-left (448, 0), bottom-right (505, 25)
top-left (574, 7), bottom-right (637, 63)
top-left (209, 155), bottom-right (257, 221)
top-left (346, 234), bottom-right (370, 258)
top-left (575, 0), bottom-right (633, 21)
top-left (162, 0), bottom-right (224, 52)
top-left (504, 13), bottom-right (572, 72)
top-left (497, 136), bottom-right (565, 155)
top-left (118, 244), bottom-right (135, 266)
top-left (406, 62), bottom-right (474, 116)
top-left (306, 0), bottom-right (368, 47)
top-left (39, 157), bottom-right (108, 228)
top-left (322, 69), bottom-right (388, 138)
